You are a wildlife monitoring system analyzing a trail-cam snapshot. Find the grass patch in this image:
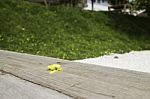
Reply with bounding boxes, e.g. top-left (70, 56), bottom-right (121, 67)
top-left (0, 0), bottom-right (150, 60)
